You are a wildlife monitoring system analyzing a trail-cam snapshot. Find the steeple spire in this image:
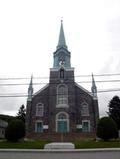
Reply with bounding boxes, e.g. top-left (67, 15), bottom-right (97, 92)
top-left (91, 73), bottom-right (97, 99)
top-left (27, 75), bottom-right (33, 101)
top-left (53, 20), bottom-right (71, 68)
top-left (57, 19), bottom-right (67, 49)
